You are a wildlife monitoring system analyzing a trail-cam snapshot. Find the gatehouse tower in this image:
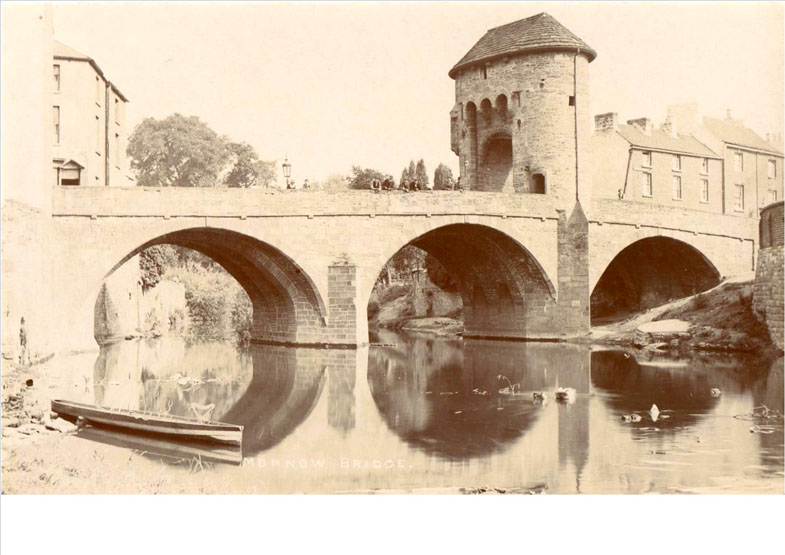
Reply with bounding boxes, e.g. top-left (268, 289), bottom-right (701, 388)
top-left (449, 12), bottom-right (595, 208)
